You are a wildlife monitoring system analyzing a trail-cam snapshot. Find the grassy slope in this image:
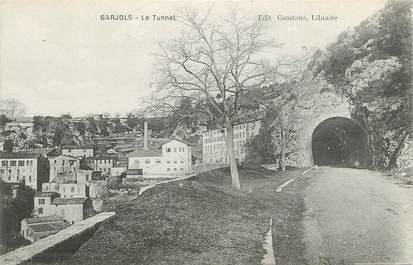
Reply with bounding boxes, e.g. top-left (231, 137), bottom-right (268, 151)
top-left (25, 166), bottom-right (308, 265)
